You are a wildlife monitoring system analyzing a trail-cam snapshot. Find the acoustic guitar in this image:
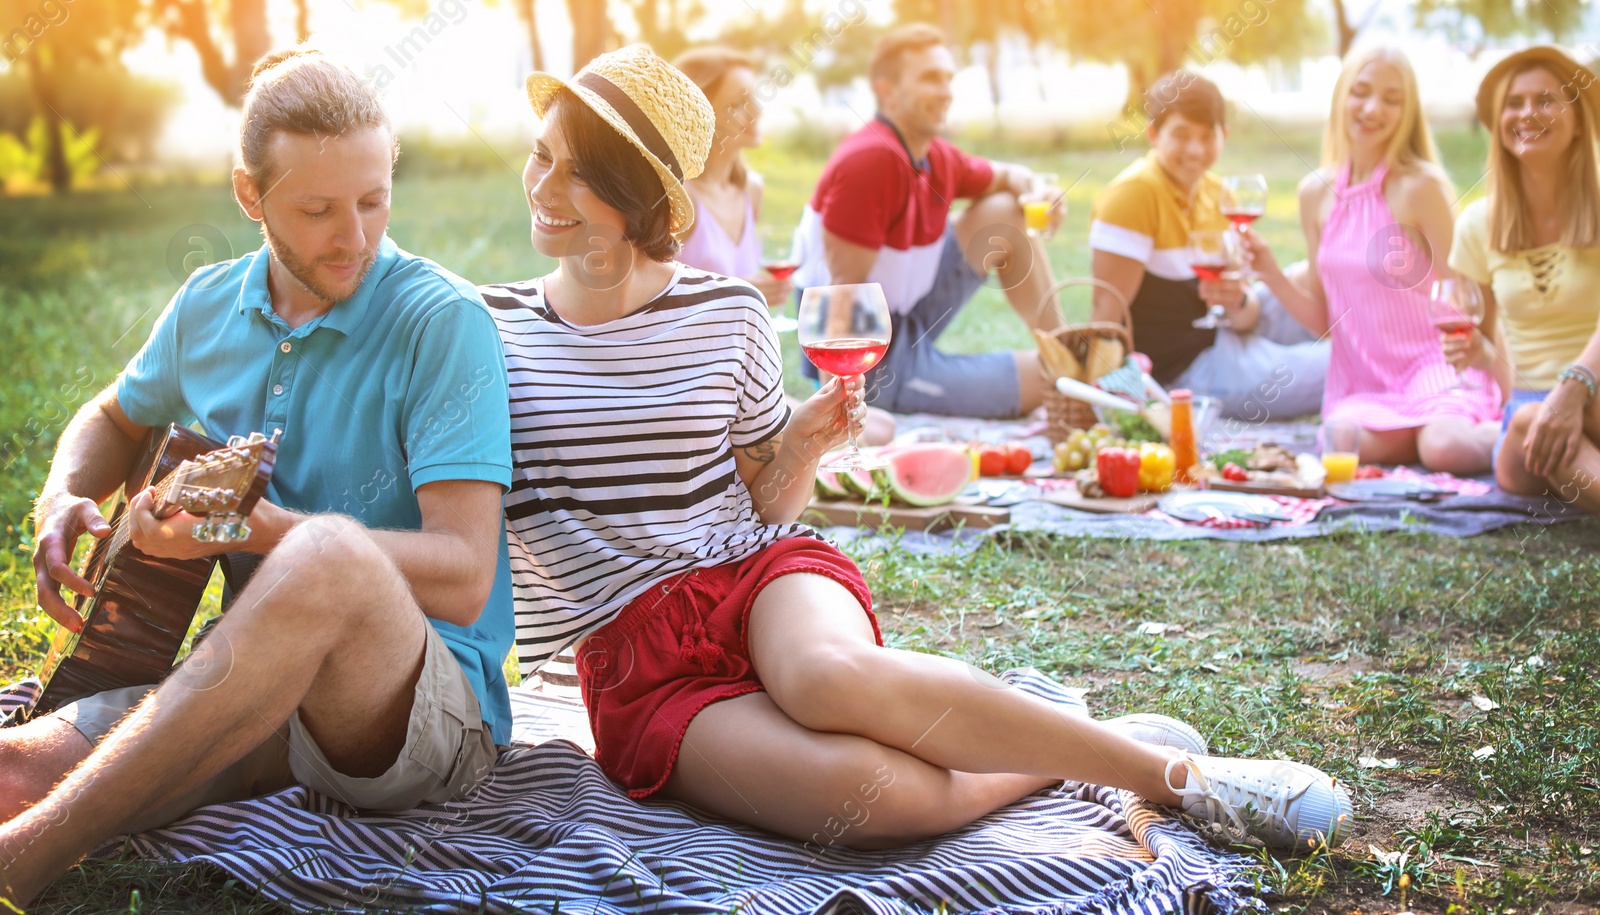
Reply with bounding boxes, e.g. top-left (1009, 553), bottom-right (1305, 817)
top-left (15, 425), bottom-right (279, 722)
